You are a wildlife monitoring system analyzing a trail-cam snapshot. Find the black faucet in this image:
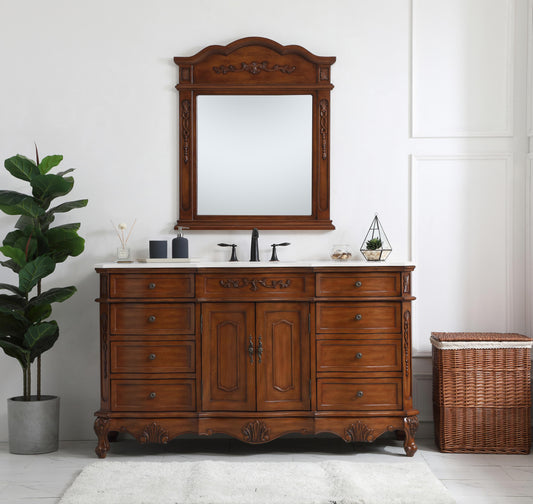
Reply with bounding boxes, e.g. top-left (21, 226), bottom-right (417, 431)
top-left (250, 228), bottom-right (259, 261)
